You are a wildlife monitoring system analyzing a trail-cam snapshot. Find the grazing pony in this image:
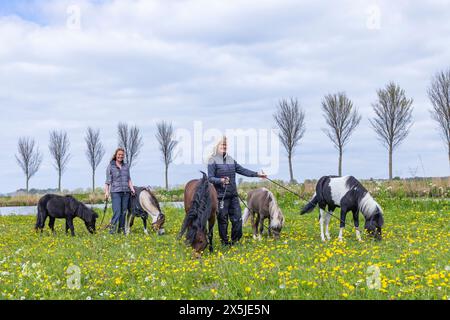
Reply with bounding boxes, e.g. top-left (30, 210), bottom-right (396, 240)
top-left (125, 186), bottom-right (165, 235)
top-left (242, 188), bottom-right (285, 240)
top-left (301, 176), bottom-right (384, 241)
top-left (178, 172), bottom-right (217, 254)
top-left (36, 194), bottom-right (98, 236)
